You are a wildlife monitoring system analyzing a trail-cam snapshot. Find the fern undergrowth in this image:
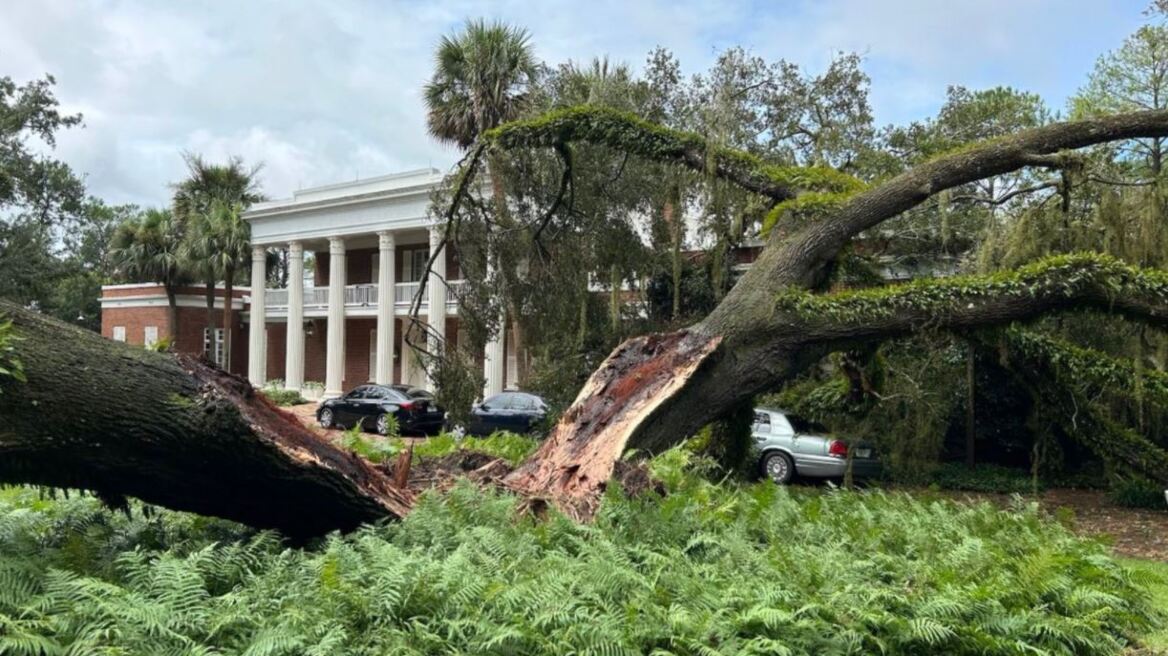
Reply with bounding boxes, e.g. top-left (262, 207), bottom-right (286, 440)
top-left (0, 448), bottom-right (1161, 655)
